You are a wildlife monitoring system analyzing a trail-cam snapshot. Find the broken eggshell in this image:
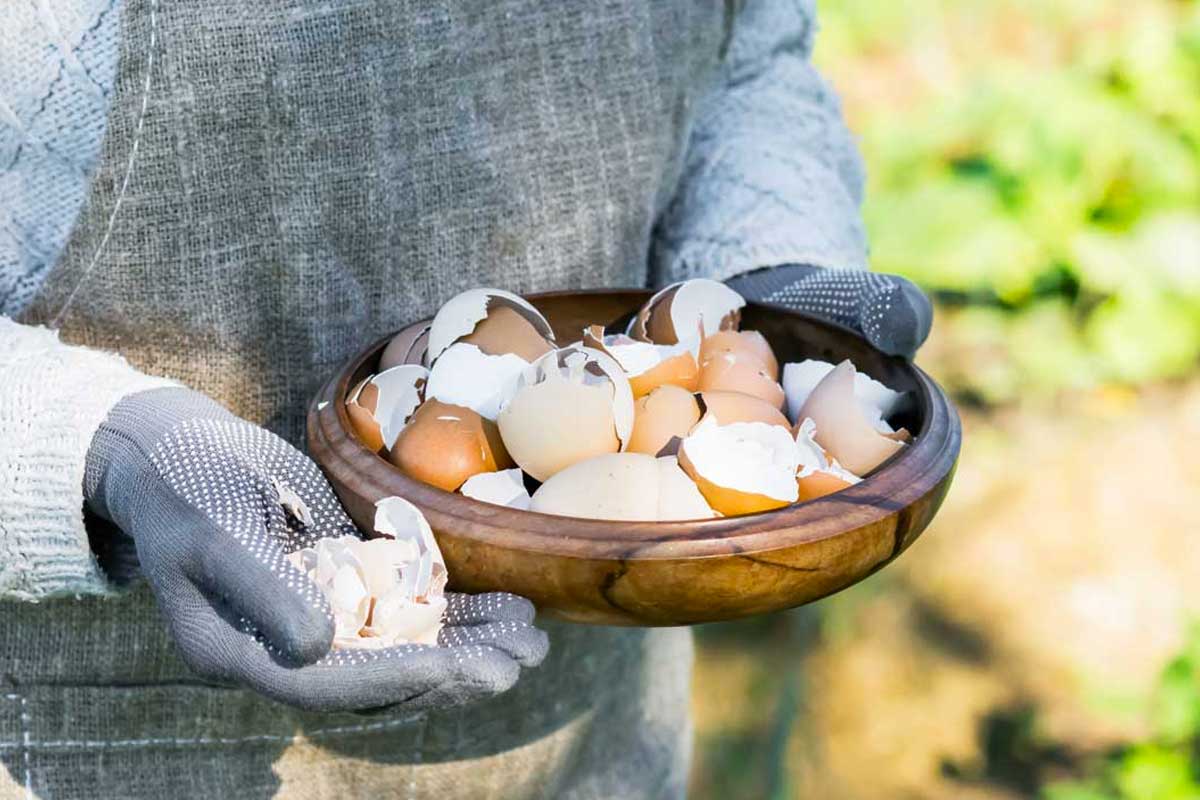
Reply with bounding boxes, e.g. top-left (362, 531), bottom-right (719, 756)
top-left (628, 279), bottom-right (746, 345)
top-left (426, 288), bottom-right (555, 365)
top-left (378, 324), bottom-right (431, 372)
top-left (627, 384), bottom-right (702, 457)
top-left (345, 365), bottom-right (428, 452)
top-left (697, 352), bottom-right (786, 410)
top-left (460, 468), bottom-right (532, 511)
top-left (793, 418), bottom-right (862, 501)
top-left (699, 330), bottom-right (779, 381)
top-left (286, 496), bottom-right (447, 649)
top-left (497, 345), bottom-right (635, 482)
top-left (388, 399), bottom-right (513, 492)
top-left (583, 326), bottom-right (700, 398)
top-left (677, 418), bottom-right (800, 516)
top-left (782, 359), bottom-right (907, 432)
top-left (697, 390), bottom-right (791, 431)
top-left (796, 360), bottom-right (910, 476)
top-left (424, 342), bottom-right (528, 421)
